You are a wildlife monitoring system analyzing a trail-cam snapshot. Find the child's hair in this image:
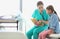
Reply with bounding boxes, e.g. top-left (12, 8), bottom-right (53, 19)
top-left (37, 1), bottom-right (44, 6)
top-left (46, 5), bottom-right (57, 15)
top-left (46, 5), bottom-right (59, 20)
